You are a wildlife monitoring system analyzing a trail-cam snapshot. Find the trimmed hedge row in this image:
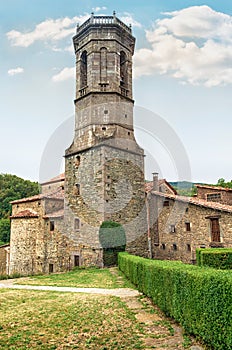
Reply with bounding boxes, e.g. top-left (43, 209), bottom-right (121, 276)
top-left (118, 252), bottom-right (232, 350)
top-left (196, 248), bottom-right (232, 269)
